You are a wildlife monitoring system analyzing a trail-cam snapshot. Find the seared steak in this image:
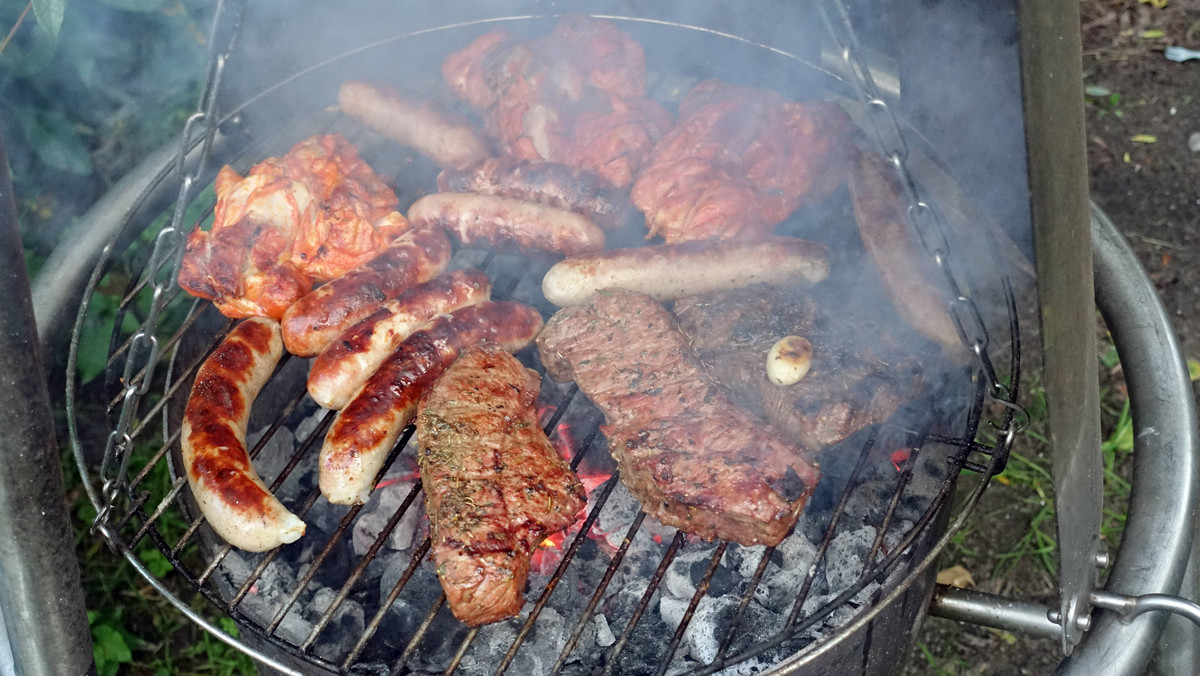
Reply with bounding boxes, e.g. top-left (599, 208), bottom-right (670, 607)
top-left (673, 285), bottom-right (932, 449)
top-left (536, 289), bottom-right (820, 547)
top-left (417, 344), bottom-right (585, 626)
